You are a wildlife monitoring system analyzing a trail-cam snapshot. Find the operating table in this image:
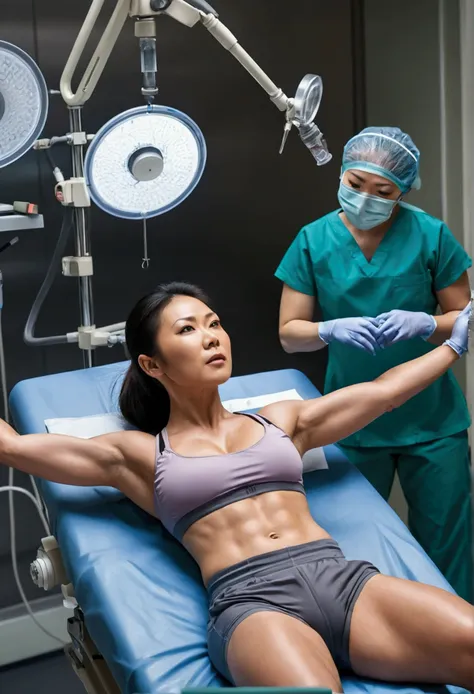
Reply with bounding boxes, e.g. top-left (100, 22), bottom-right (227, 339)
top-left (9, 363), bottom-right (468, 694)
